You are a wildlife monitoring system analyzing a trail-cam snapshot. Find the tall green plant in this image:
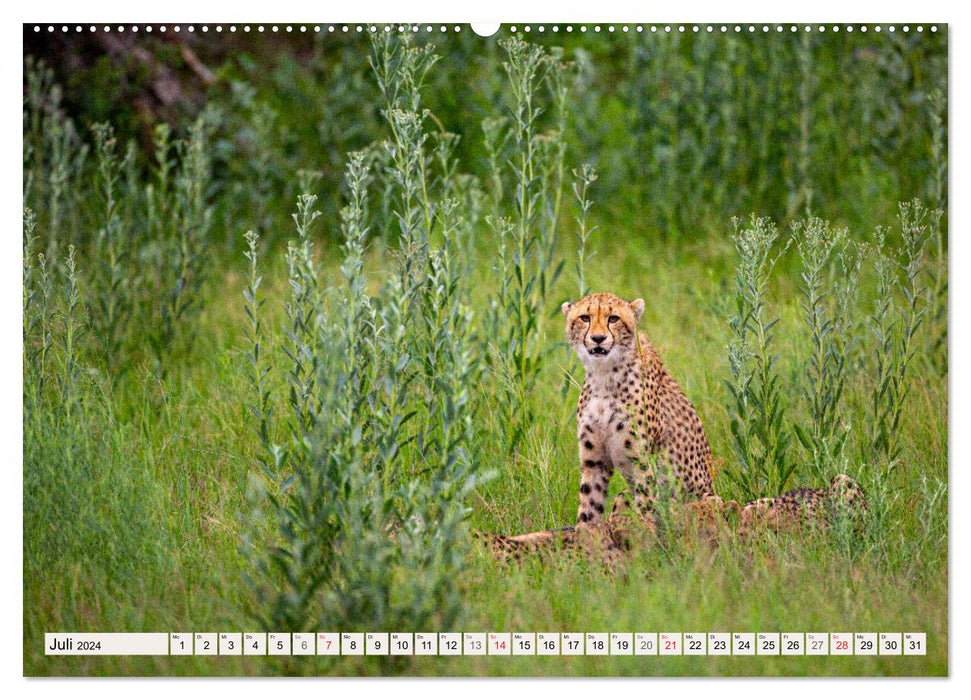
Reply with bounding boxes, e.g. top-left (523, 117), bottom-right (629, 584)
top-left (489, 37), bottom-right (570, 448)
top-left (927, 88), bottom-right (948, 375)
top-left (573, 163), bottom-right (598, 298)
top-left (867, 199), bottom-right (936, 471)
top-left (725, 215), bottom-right (793, 499)
top-left (246, 72), bottom-right (486, 639)
top-left (791, 217), bottom-right (855, 480)
top-left (242, 229), bottom-right (279, 476)
top-left (23, 57), bottom-right (88, 252)
top-left (283, 194), bottom-right (323, 442)
top-left (89, 123), bottom-right (133, 371)
top-left (150, 114), bottom-right (214, 369)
